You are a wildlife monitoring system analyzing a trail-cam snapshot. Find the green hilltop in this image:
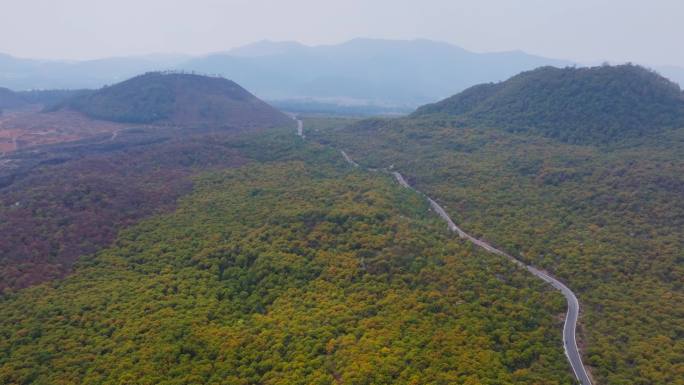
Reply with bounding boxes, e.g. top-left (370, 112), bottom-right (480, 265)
top-left (53, 72), bottom-right (293, 129)
top-left (414, 64), bottom-right (684, 144)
